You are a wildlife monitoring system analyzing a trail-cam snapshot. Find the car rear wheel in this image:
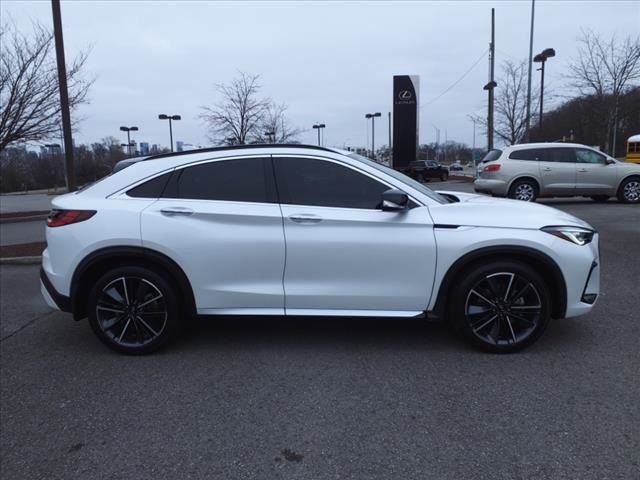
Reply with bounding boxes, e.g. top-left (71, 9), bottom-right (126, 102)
top-left (449, 261), bottom-right (552, 353)
top-left (87, 266), bottom-right (181, 354)
top-left (440, 172), bottom-right (449, 181)
top-left (617, 177), bottom-right (640, 204)
top-left (590, 195), bottom-right (609, 203)
top-left (508, 179), bottom-right (539, 202)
